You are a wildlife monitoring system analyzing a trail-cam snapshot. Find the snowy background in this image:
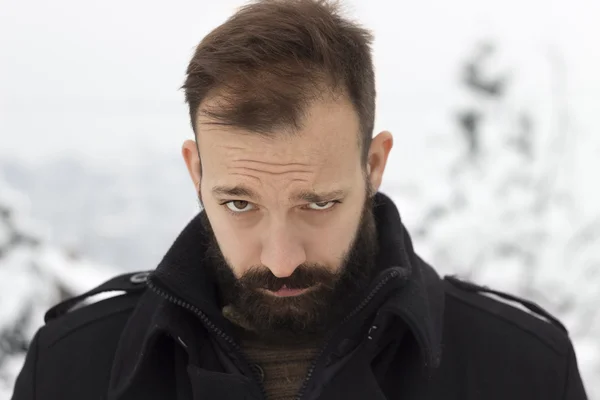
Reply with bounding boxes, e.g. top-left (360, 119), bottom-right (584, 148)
top-left (1, 0), bottom-right (599, 398)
